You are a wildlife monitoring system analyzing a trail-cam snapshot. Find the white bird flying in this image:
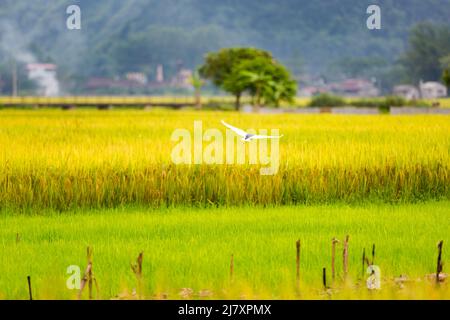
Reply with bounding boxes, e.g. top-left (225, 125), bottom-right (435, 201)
top-left (221, 120), bottom-right (283, 142)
